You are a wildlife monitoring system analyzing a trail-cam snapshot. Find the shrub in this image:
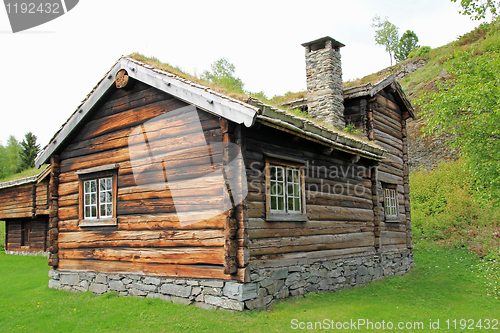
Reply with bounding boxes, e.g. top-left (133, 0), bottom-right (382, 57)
top-left (410, 159), bottom-right (500, 258)
top-left (409, 46), bottom-right (431, 59)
